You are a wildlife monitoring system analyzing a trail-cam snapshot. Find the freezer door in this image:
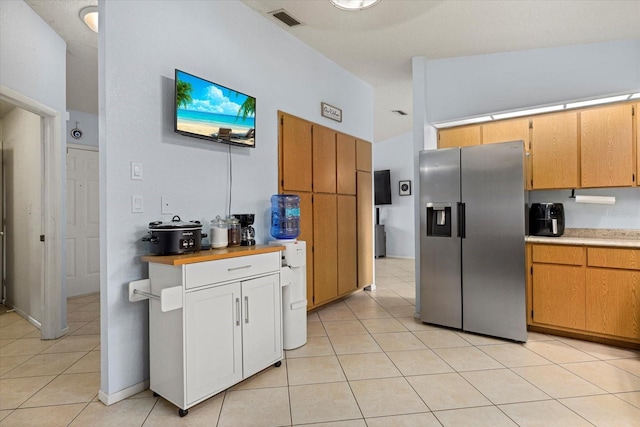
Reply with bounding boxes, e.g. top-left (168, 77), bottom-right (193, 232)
top-left (461, 141), bottom-right (527, 342)
top-left (419, 148), bottom-right (462, 329)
